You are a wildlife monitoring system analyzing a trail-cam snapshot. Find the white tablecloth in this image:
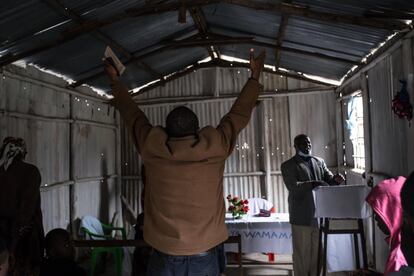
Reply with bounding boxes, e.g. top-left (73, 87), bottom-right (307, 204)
top-left (225, 213), bottom-right (292, 254)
